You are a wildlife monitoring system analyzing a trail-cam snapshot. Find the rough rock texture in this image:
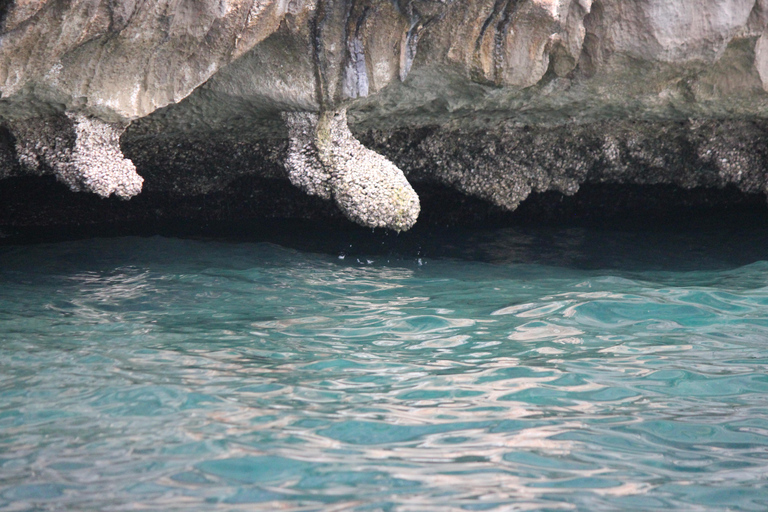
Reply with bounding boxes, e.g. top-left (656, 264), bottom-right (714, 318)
top-left (362, 119), bottom-right (768, 209)
top-left (284, 109), bottom-right (419, 230)
top-left (284, 112), bottom-right (333, 200)
top-left (1, 0), bottom-right (768, 229)
top-left (0, 0), bottom-right (299, 122)
top-left (10, 113), bottom-right (142, 198)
